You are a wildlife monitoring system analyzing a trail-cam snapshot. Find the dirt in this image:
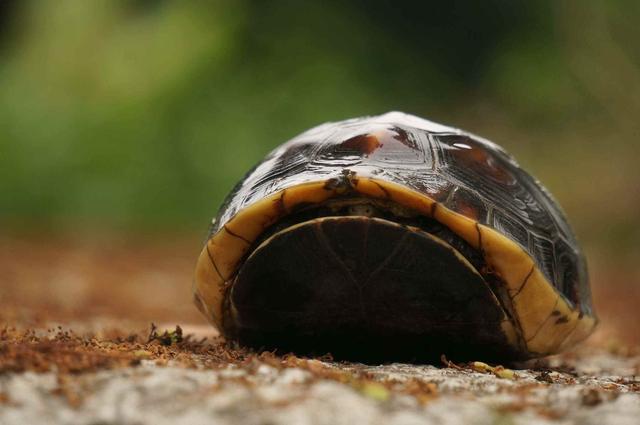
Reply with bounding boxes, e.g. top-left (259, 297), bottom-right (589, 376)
top-left (1, 235), bottom-right (639, 424)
